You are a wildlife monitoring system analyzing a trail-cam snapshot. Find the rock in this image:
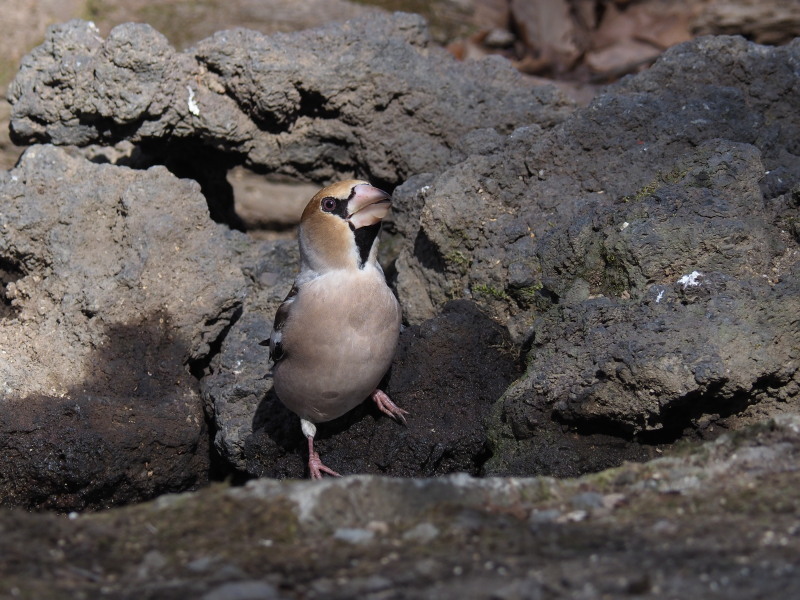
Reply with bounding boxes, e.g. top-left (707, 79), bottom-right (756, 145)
top-left (200, 238), bottom-right (298, 471)
top-left (0, 145), bottom-right (247, 509)
top-left (3, 415), bottom-right (800, 597)
top-left (7, 13), bottom-right (572, 187)
top-left (389, 36), bottom-right (800, 472)
top-left (0, 0), bottom-right (87, 170)
top-left (201, 580), bottom-right (283, 600)
top-left (229, 171), bottom-right (319, 231)
top-left (393, 36), bottom-right (800, 334)
top-left (692, 0), bottom-right (800, 45)
top-left (490, 141), bottom-right (800, 445)
top-left (394, 37), bottom-right (800, 338)
top-left (510, 0), bottom-right (582, 71)
top-left (241, 300), bottom-right (520, 477)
